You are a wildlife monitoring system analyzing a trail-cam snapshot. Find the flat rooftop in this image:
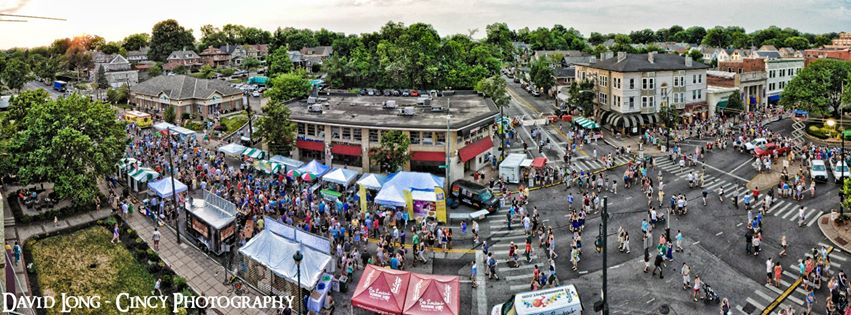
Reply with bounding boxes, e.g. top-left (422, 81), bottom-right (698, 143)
top-left (287, 93), bottom-right (499, 130)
